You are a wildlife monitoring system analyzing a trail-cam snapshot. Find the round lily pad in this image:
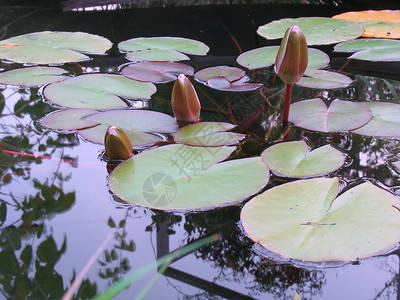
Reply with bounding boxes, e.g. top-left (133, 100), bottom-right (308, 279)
top-left (121, 61), bottom-right (194, 83)
top-left (352, 102), bottom-right (400, 137)
top-left (241, 177), bottom-right (400, 262)
top-left (297, 69), bottom-right (353, 89)
top-left (0, 66), bottom-right (67, 86)
top-left (43, 74), bottom-right (156, 109)
top-left (257, 17), bottom-right (364, 45)
top-left (236, 46), bottom-right (329, 70)
top-left (334, 38), bottom-right (400, 62)
top-left (118, 37), bottom-right (209, 62)
top-left (174, 122), bottom-right (245, 146)
top-left (194, 66), bottom-right (262, 91)
top-left (109, 144), bottom-right (270, 210)
top-left (76, 109), bottom-right (178, 145)
top-left (41, 108), bottom-right (98, 130)
top-left (0, 31), bottom-right (112, 64)
top-left (261, 141), bottom-right (345, 177)
top-left (289, 98), bottom-right (372, 132)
